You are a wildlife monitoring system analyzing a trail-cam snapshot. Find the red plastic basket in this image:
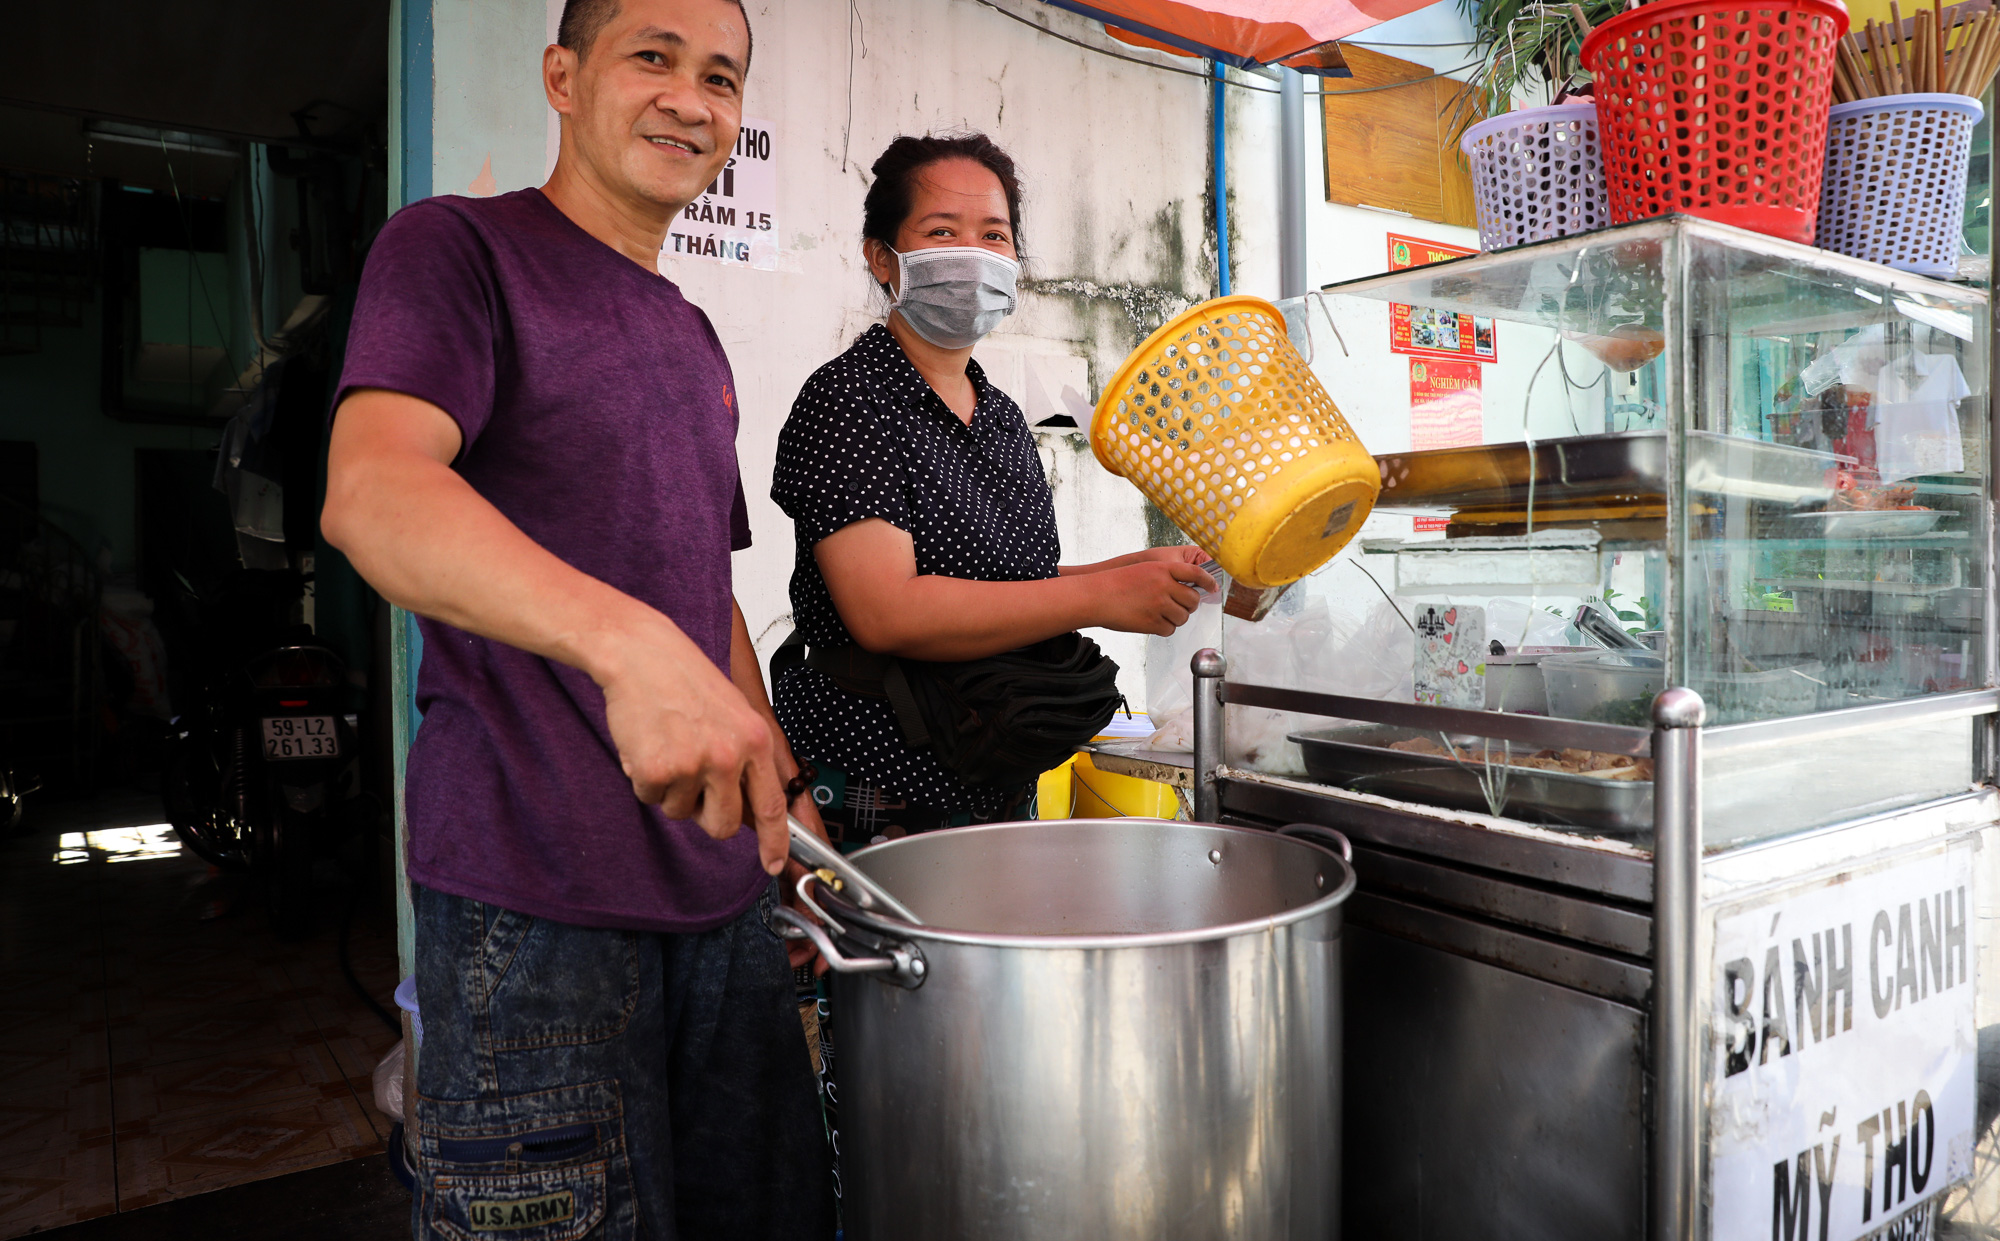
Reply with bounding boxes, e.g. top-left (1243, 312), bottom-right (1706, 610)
top-left (1580, 0), bottom-right (1848, 243)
